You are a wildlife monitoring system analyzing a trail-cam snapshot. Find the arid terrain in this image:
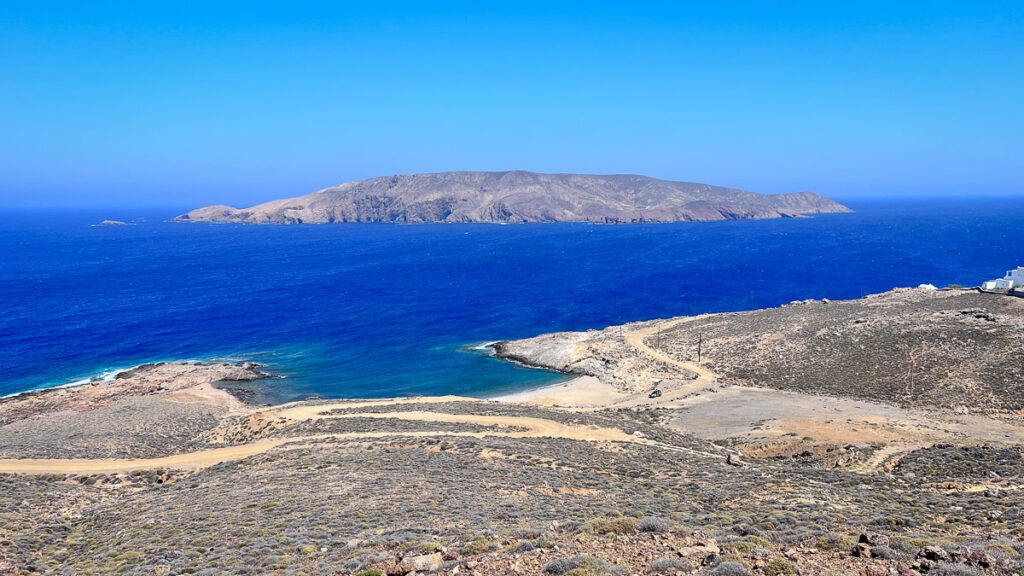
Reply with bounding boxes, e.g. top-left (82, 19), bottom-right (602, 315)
top-left (173, 171), bottom-right (850, 224)
top-left (1, 288), bottom-right (1023, 575)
